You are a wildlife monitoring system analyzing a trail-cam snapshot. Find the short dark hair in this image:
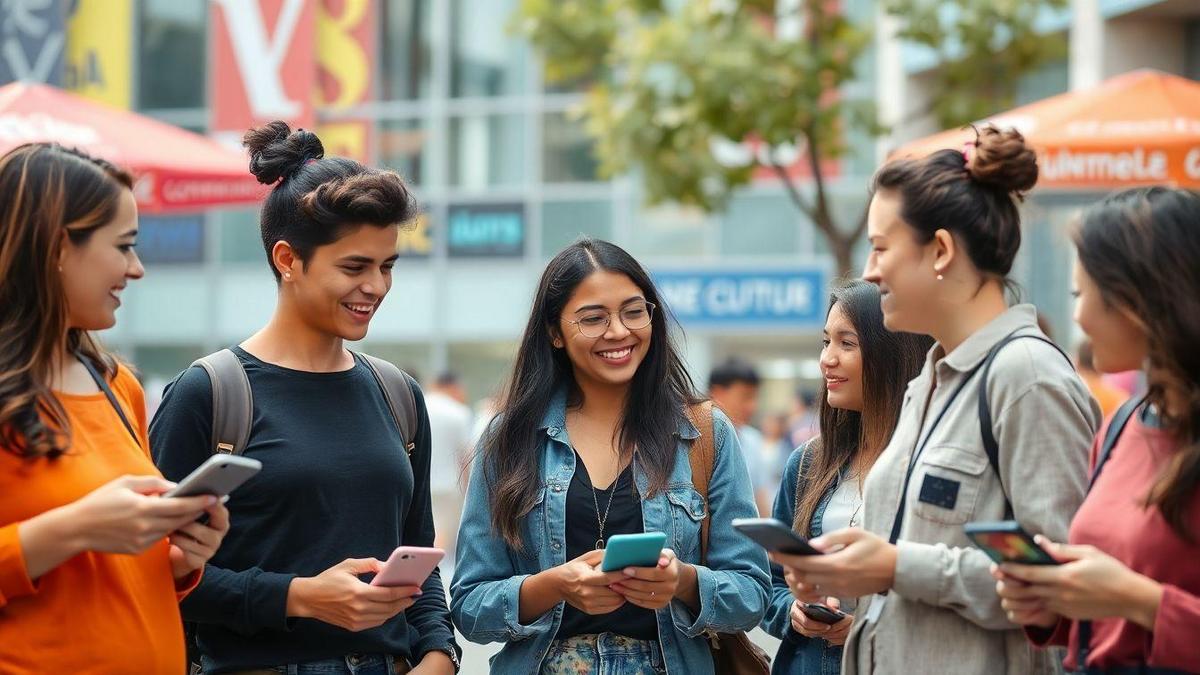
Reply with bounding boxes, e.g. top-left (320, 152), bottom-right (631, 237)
top-left (243, 121), bottom-right (418, 281)
top-left (708, 358), bottom-right (761, 390)
top-left (873, 125), bottom-right (1038, 279)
